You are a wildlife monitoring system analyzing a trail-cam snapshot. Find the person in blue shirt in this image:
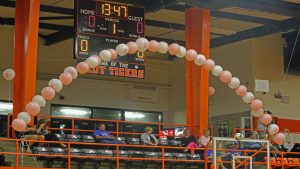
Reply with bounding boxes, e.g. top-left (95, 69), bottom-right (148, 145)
top-left (93, 123), bottom-right (125, 144)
